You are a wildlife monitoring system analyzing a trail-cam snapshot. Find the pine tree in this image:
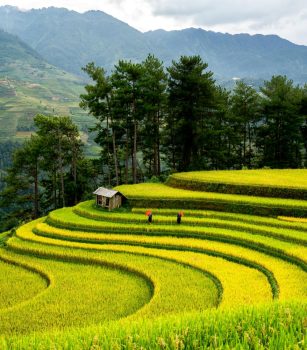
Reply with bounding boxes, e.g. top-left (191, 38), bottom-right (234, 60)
top-left (80, 63), bottom-right (120, 186)
top-left (165, 56), bottom-right (216, 171)
top-left (140, 54), bottom-right (167, 178)
top-left (111, 60), bottom-right (144, 183)
top-left (257, 76), bottom-right (304, 168)
top-left (230, 81), bottom-right (261, 168)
